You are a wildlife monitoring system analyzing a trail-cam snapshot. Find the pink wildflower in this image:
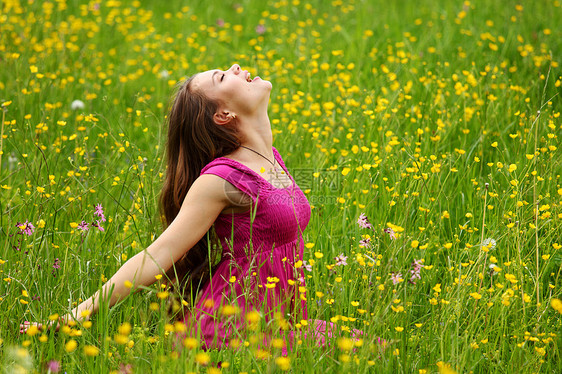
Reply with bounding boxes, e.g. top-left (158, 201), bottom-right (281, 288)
top-left (390, 272), bottom-right (403, 285)
top-left (16, 221), bottom-right (35, 236)
top-left (335, 253), bottom-right (348, 266)
top-left (359, 237), bottom-right (372, 248)
top-left (93, 221), bottom-right (104, 232)
top-left (383, 227), bottom-right (396, 240)
top-left (357, 213), bottom-right (373, 229)
top-left (45, 360), bottom-right (61, 373)
top-left (77, 220), bottom-right (89, 232)
top-left (94, 204), bottom-right (106, 222)
top-left (409, 259), bottom-right (424, 284)
top-left (255, 24), bottom-right (266, 34)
